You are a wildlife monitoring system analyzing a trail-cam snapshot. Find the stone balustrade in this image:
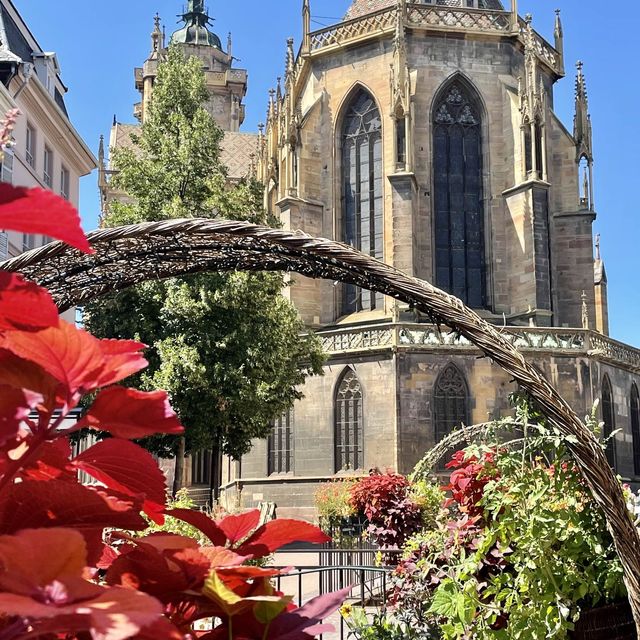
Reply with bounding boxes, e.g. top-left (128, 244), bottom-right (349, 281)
top-left (306, 3), bottom-right (562, 76)
top-left (316, 322), bottom-right (640, 373)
